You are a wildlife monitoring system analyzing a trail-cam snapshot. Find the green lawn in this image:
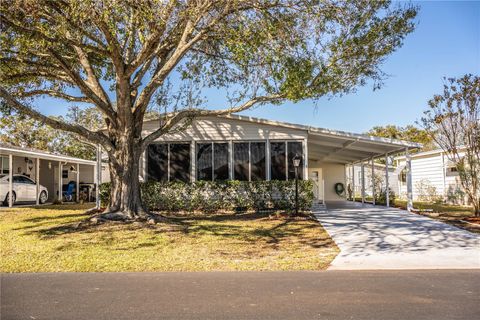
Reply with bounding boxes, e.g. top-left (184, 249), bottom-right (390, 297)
top-left (394, 200), bottom-right (475, 216)
top-left (0, 204), bottom-right (338, 272)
